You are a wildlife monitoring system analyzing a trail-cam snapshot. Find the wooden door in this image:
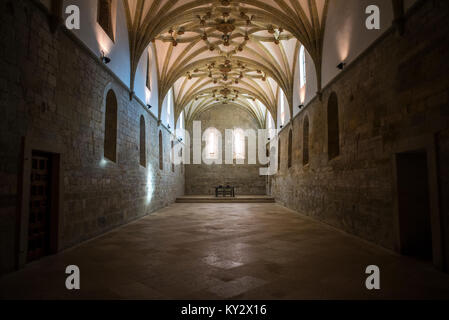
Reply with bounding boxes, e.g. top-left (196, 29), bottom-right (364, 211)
top-left (27, 152), bottom-right (52, 262)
